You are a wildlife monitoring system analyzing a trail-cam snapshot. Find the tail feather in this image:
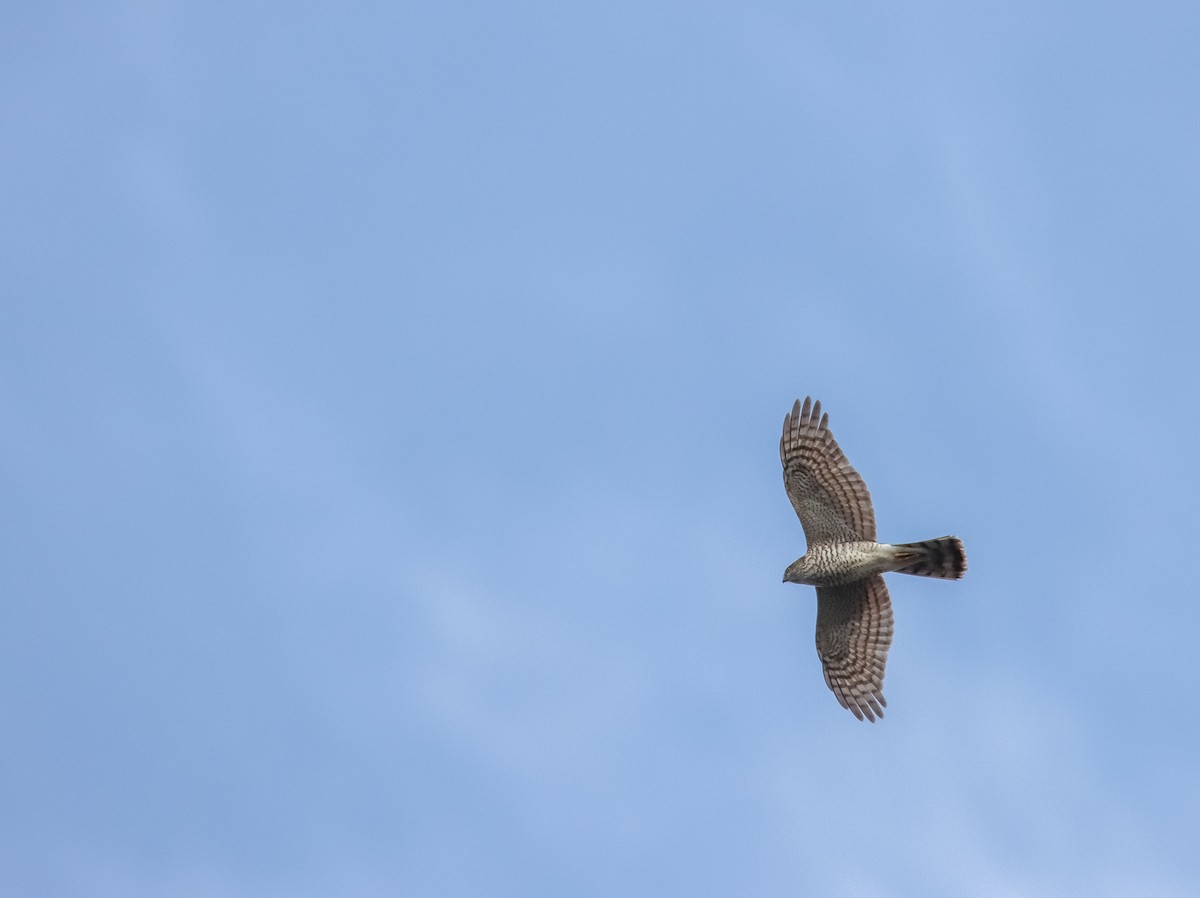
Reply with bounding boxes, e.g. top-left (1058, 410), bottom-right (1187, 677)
top-left (893, 537), bottom-right (966, 579)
